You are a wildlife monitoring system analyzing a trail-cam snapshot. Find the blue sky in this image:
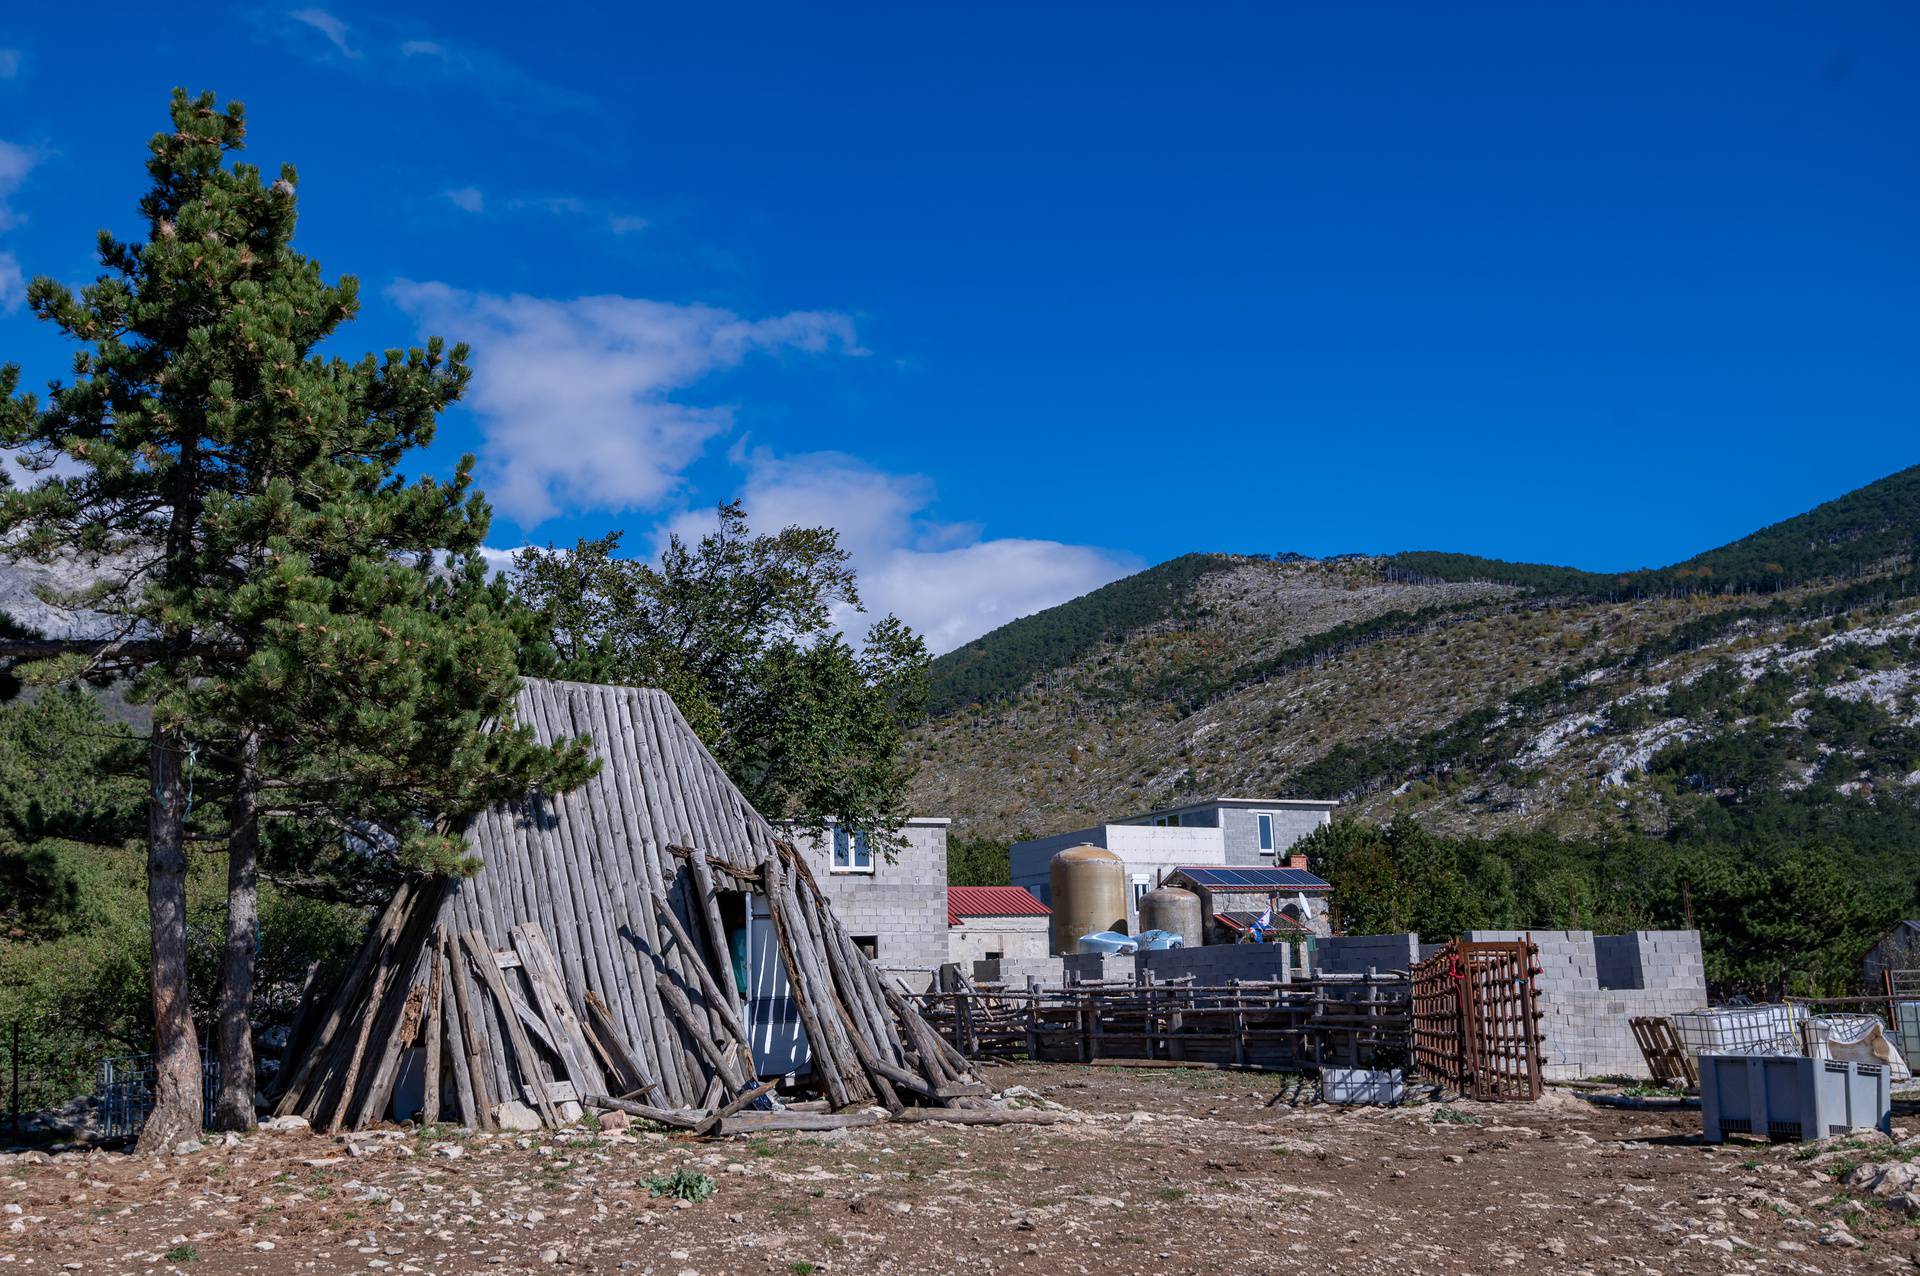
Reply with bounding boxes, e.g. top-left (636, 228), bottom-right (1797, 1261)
top-left (0, 3), bottom-right (1914, 651)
